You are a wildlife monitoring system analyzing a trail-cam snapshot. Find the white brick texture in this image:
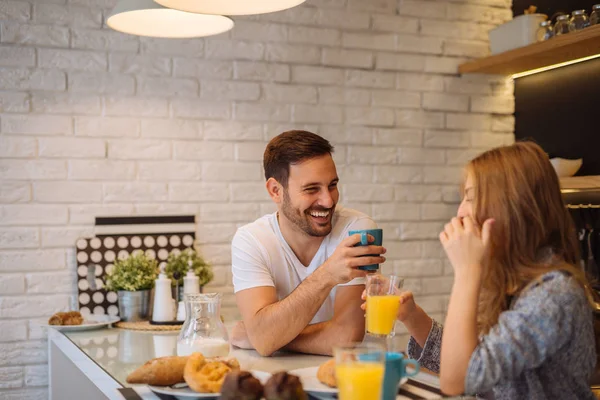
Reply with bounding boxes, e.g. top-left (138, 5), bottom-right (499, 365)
top-left (0, 0), bottom-right (514, 396)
